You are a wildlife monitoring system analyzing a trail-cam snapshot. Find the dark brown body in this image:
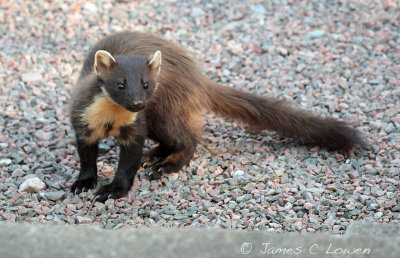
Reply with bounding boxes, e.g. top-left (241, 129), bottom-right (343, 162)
top-left (70, 31), bottom-right (366, 201)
